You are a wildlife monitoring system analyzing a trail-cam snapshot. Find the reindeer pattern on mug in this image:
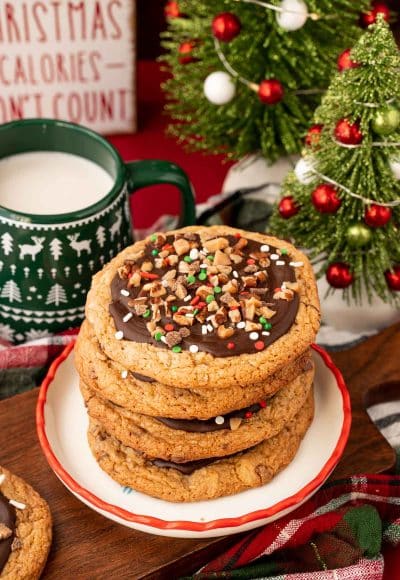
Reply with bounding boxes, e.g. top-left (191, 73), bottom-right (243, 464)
top-left (0, 191), bottom-right (132, 342)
